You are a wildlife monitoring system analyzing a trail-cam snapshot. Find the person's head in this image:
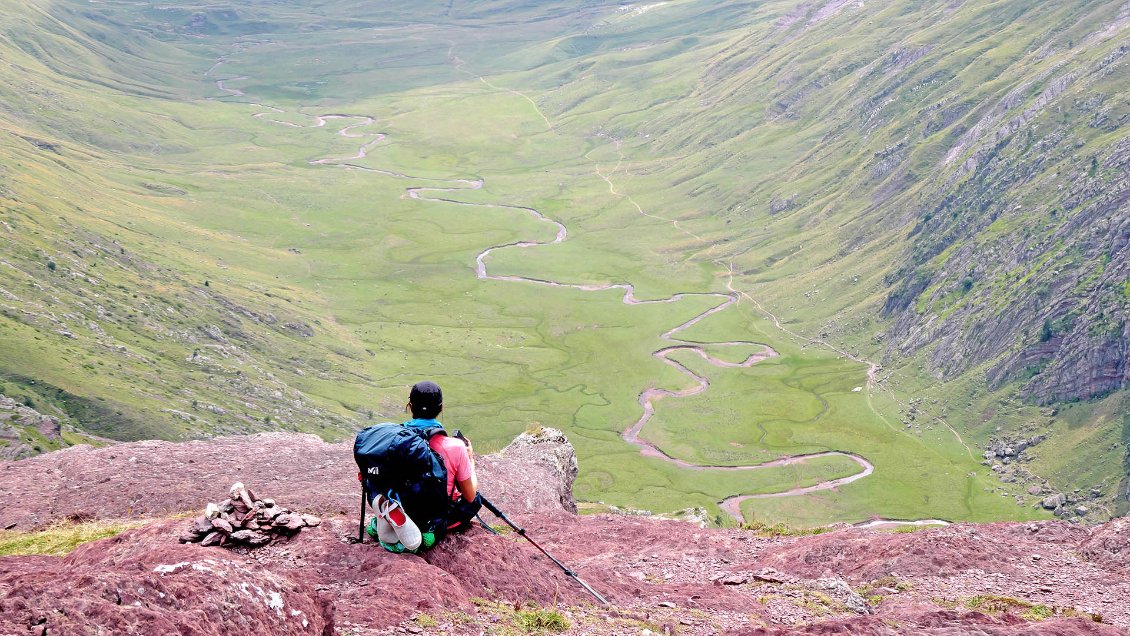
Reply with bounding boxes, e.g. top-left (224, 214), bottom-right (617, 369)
top-left (407, 380), bottom-right (443, 419)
